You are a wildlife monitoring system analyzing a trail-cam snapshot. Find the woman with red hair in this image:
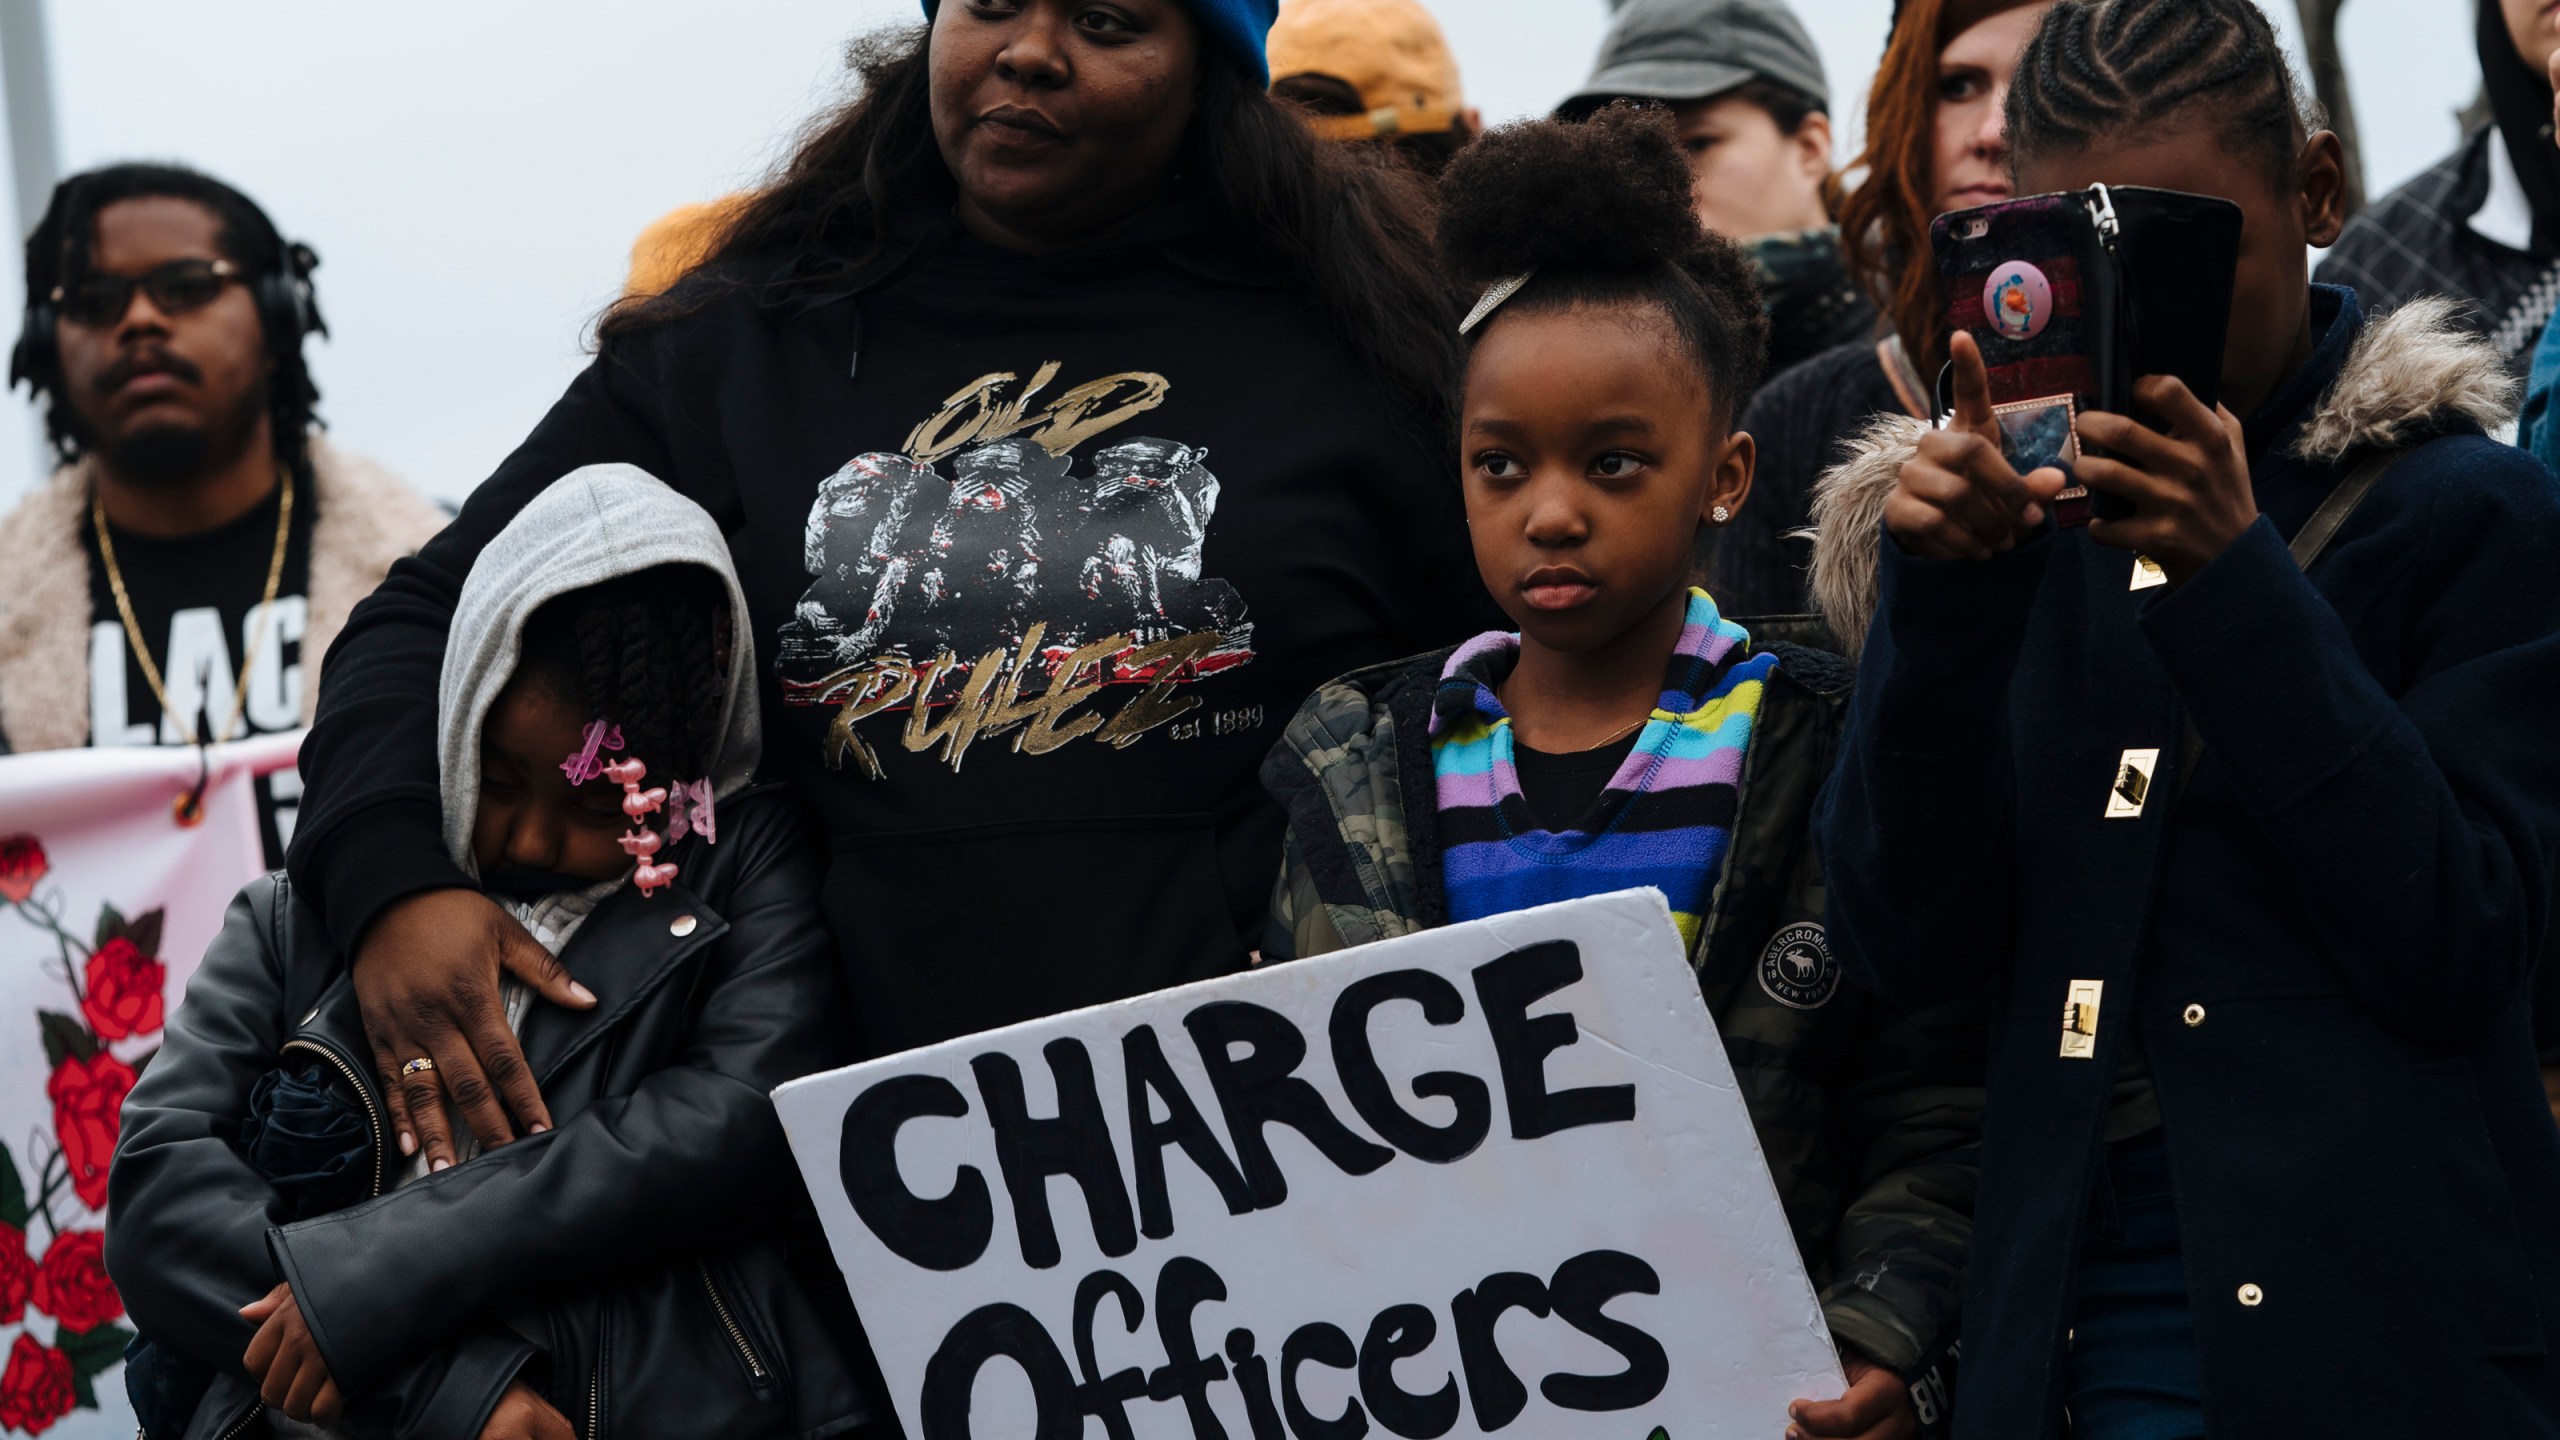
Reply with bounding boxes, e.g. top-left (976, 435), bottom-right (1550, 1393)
top-left (1709, 0), bottom-right (2052, 622)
